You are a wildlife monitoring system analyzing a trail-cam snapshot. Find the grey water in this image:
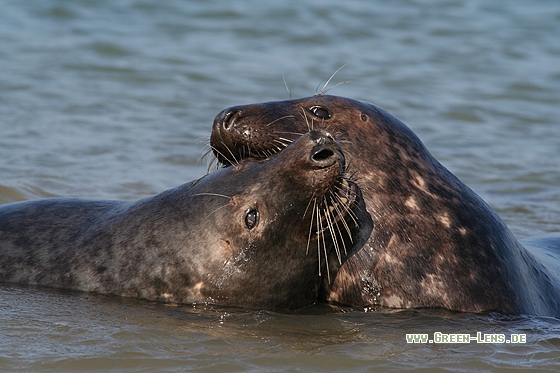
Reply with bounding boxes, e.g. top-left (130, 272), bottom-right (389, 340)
top-left (1, 0), bottom-right (560, 371)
